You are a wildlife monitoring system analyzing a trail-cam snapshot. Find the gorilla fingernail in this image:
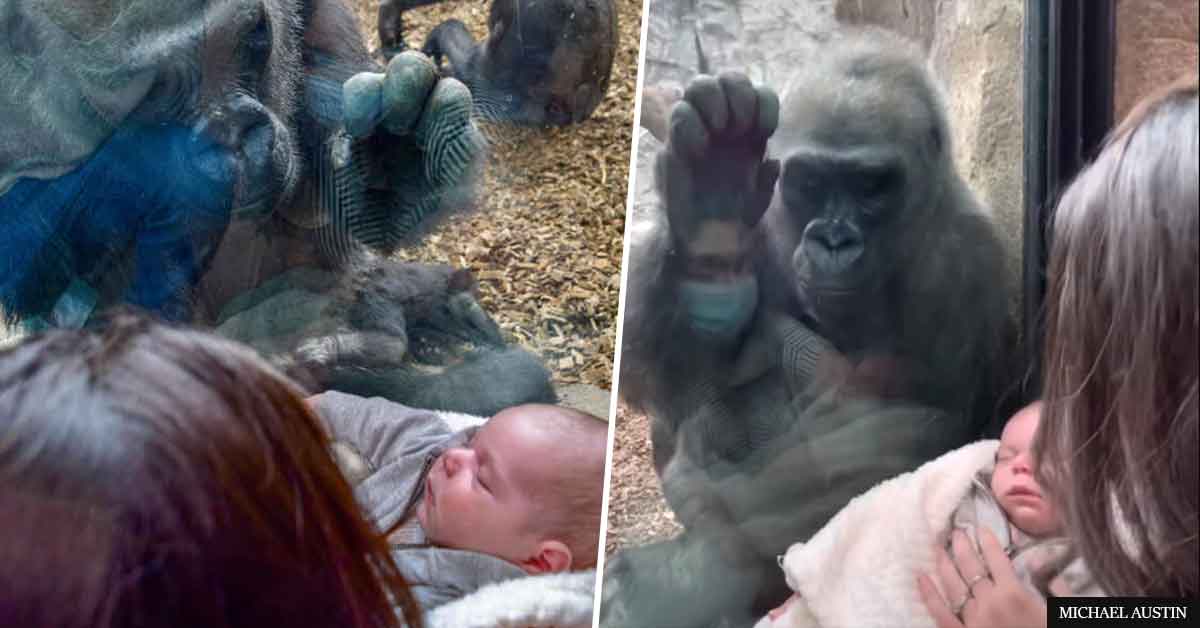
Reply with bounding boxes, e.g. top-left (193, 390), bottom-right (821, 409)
top-left (343, 72), bottom-right (384, 138)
